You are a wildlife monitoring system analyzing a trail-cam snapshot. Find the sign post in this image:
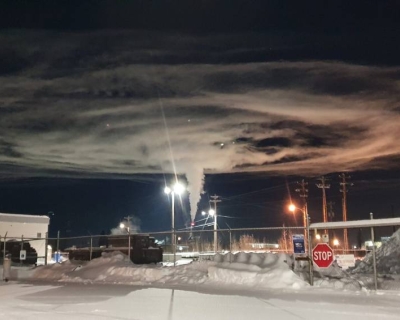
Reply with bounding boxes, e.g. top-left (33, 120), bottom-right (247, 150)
top-left (312, 243), bottom-right (334, 268)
